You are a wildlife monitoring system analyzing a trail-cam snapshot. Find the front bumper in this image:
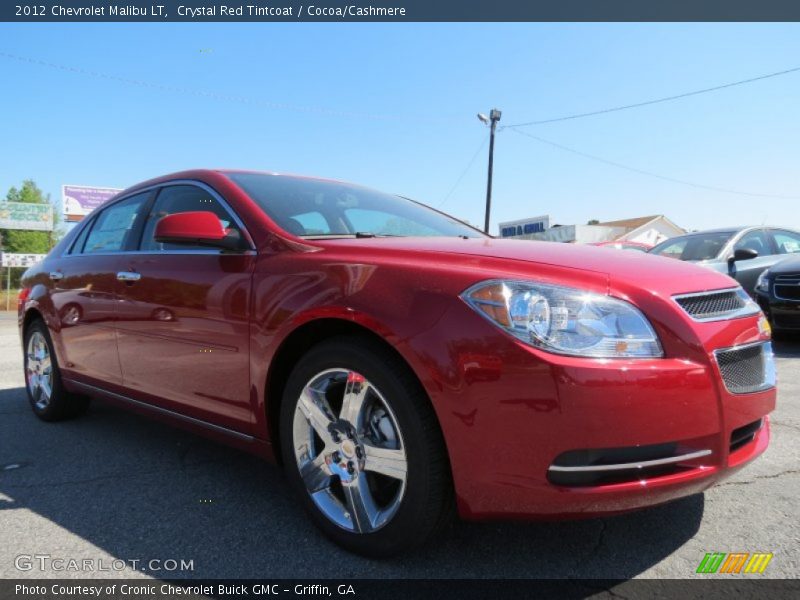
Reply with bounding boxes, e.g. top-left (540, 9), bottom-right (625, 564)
top-left (756, 290), bottom-right (800, 331)
top-left (410, 305), bottom-right (776, 520)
